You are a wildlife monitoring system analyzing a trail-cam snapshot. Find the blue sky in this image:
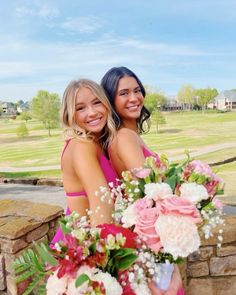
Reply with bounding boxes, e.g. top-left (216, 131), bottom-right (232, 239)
top-left (0, 0), bottom-right (236, 102)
